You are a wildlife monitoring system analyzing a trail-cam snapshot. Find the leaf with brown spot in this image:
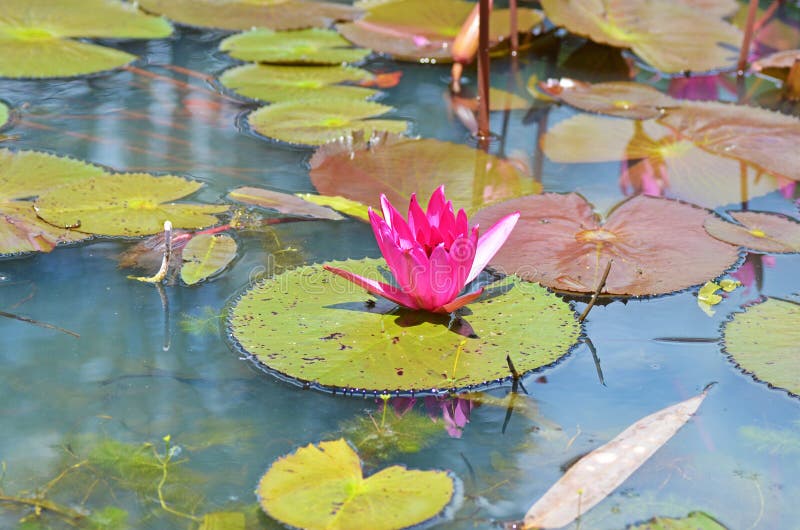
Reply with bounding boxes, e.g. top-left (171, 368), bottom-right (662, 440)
top-left (704, 211), bottom-right (800, 253)
top-left (471, 193), bottom-right (740, 296)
